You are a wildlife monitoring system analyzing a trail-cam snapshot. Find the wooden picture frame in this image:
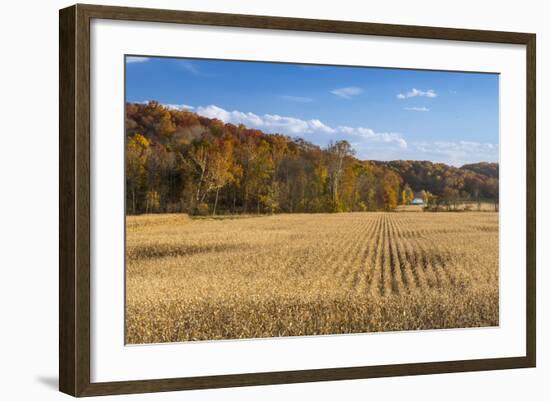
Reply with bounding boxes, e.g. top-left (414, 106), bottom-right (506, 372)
top-left (59, 3), bottom-right (536, 397)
